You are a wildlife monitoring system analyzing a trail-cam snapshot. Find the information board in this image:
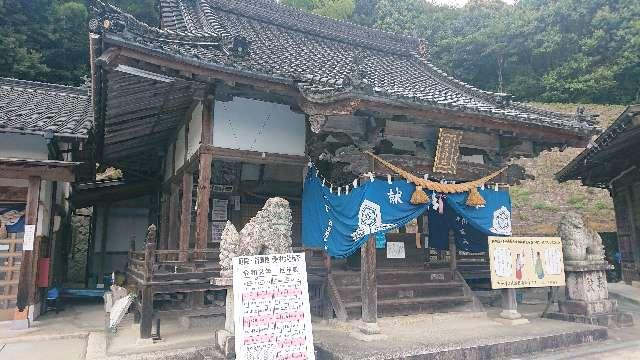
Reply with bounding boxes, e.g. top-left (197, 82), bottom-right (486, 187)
top-left (488, 236), bottom-right (565, 289)
top-left (386, 241), bottom-right (406, 259)
top-left (233, 253), bottom-right (315, 360)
